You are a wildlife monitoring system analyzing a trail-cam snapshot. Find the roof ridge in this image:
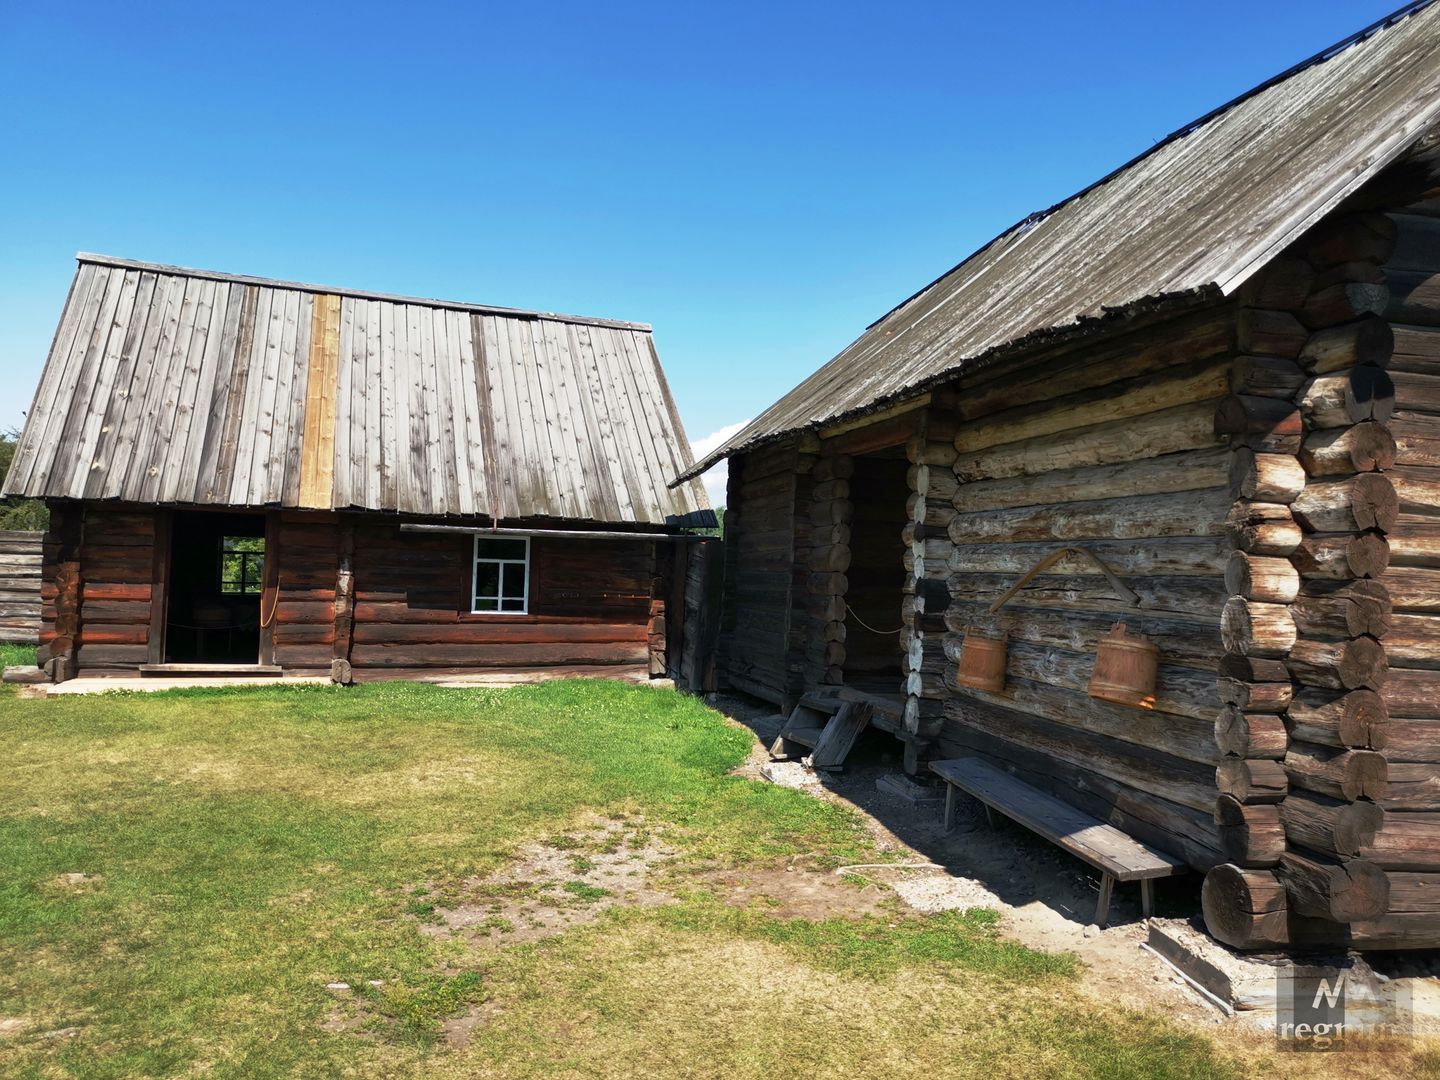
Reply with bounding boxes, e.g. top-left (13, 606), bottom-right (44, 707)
top-left (73, 252), bottom-right (653, 333)
top-left (863, 0), bottom-right (1438, 332)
